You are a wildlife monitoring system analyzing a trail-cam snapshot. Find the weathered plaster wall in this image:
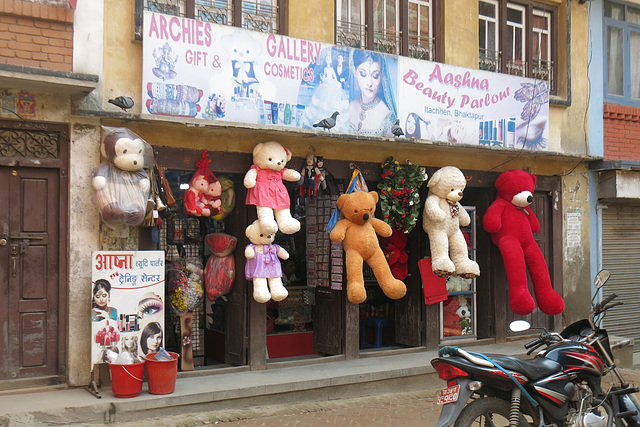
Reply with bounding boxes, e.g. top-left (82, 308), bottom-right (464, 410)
top-left (287, 0), bottom-right (333, 43)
